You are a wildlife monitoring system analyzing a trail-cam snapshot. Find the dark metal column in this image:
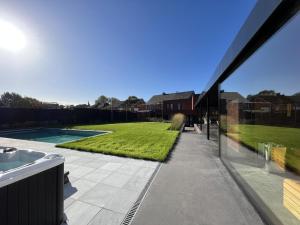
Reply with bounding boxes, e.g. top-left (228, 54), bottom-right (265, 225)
top-left (218, 83), bottom-right (221, 157)
top-left (200, 104), bottom-right (202, 131)
top-left (207, 97), bottom-right (210, 140)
